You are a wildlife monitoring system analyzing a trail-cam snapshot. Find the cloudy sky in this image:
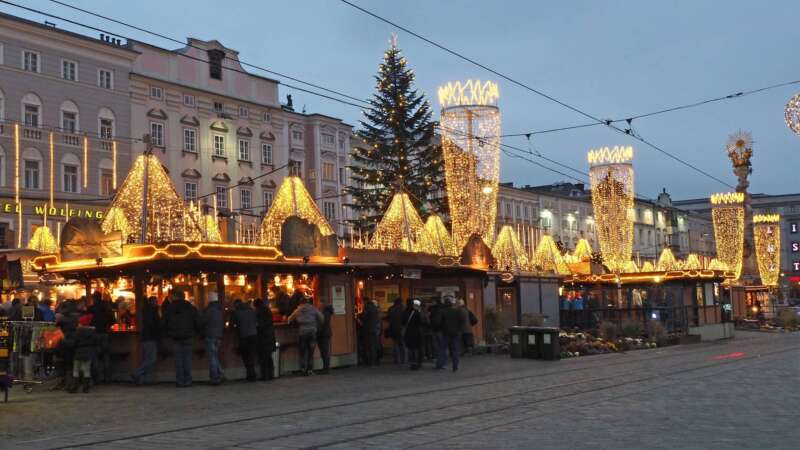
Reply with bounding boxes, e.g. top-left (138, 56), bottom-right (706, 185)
top-left (11, 0), bottom-right (800, 200)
